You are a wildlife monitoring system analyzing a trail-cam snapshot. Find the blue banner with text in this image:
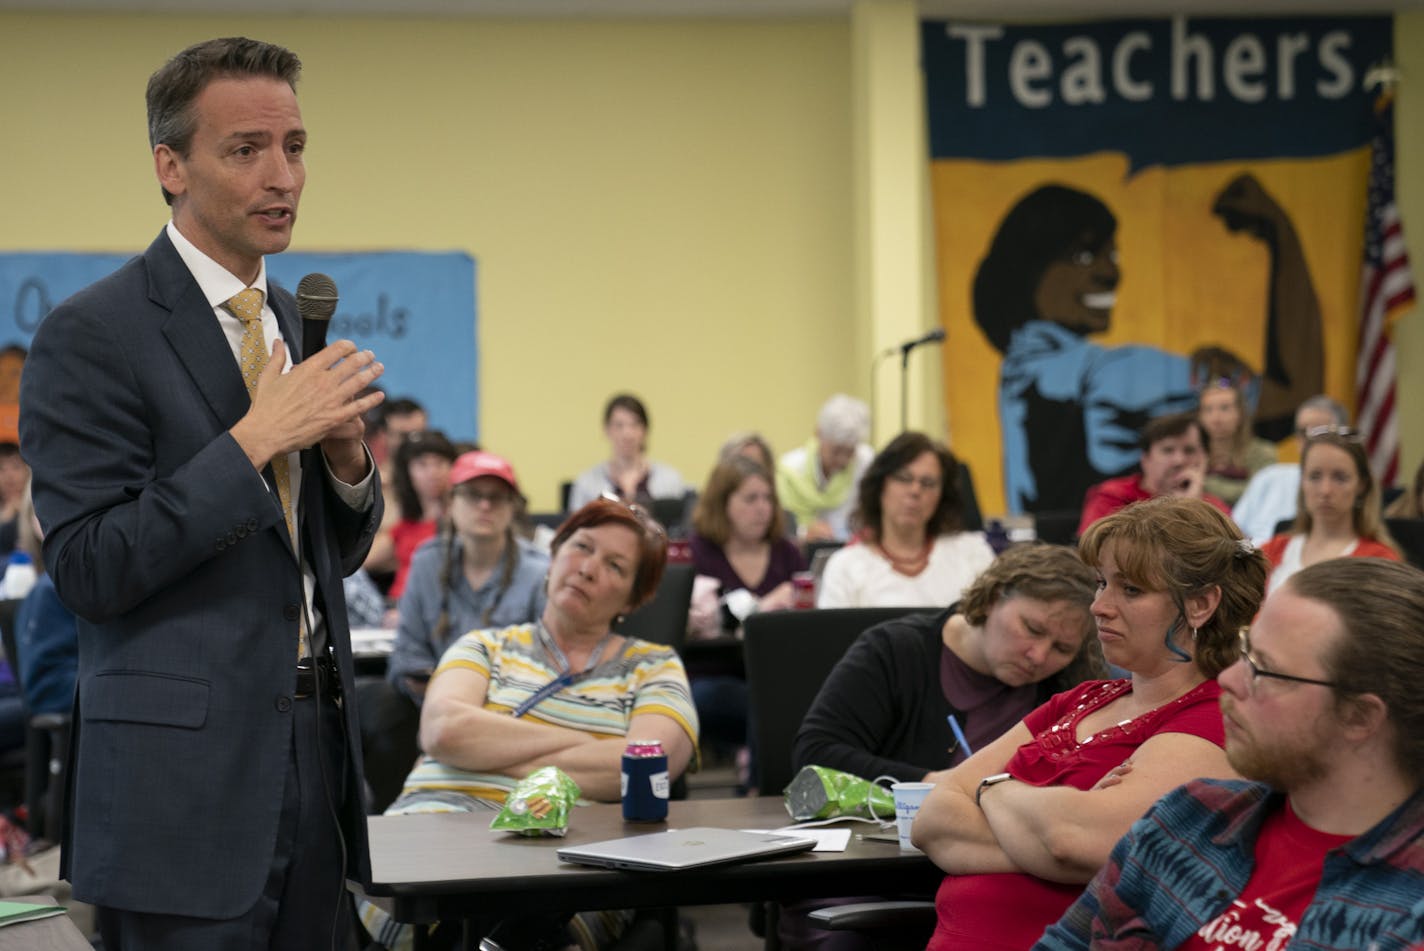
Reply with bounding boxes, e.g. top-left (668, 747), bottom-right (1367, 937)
top-left (922, 15), bottom-right (1391, 171)
top-left (0, 250), bottom-right (478, 441)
